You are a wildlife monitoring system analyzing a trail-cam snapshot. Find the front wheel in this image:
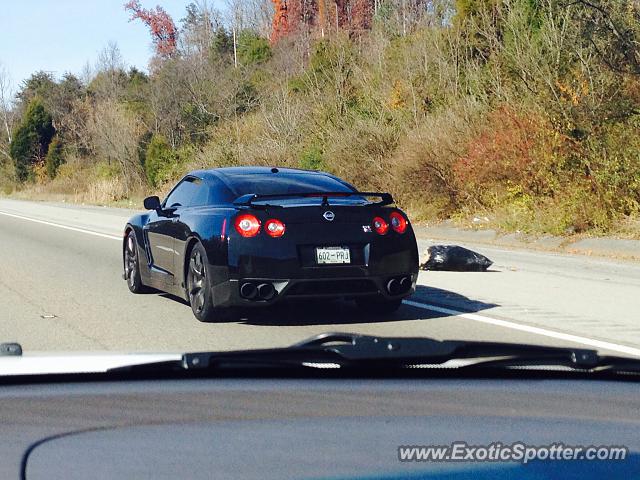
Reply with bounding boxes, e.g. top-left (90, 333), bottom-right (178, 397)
top-left (355, 297), bottom-right (403, 314)
top-left (186, 242), bottom-right (233, 323)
